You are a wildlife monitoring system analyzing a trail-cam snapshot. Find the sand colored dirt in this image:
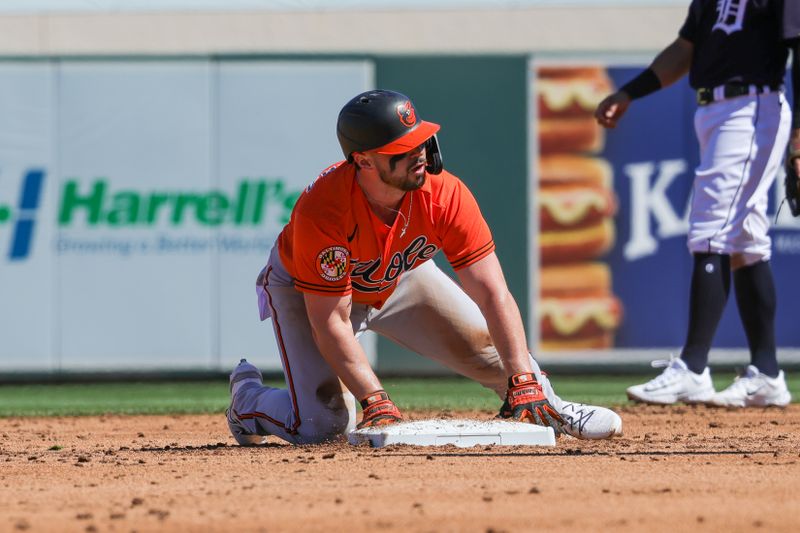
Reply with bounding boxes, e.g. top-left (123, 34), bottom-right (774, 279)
top-left (2, 405), bottom-right (799, 532)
